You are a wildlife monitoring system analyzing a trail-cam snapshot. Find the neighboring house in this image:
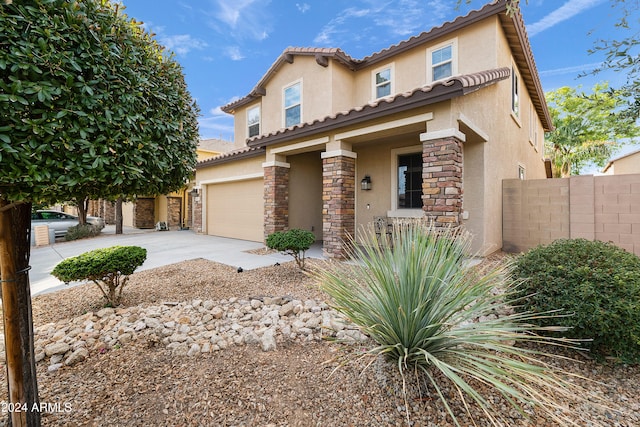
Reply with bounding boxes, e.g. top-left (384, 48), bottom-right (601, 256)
top-left (195, 0), bottom-right (551, 257)
top-left (89, 138), bottom-right (233, 230)
top-left (602, 148), bottom-right (640, 175)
